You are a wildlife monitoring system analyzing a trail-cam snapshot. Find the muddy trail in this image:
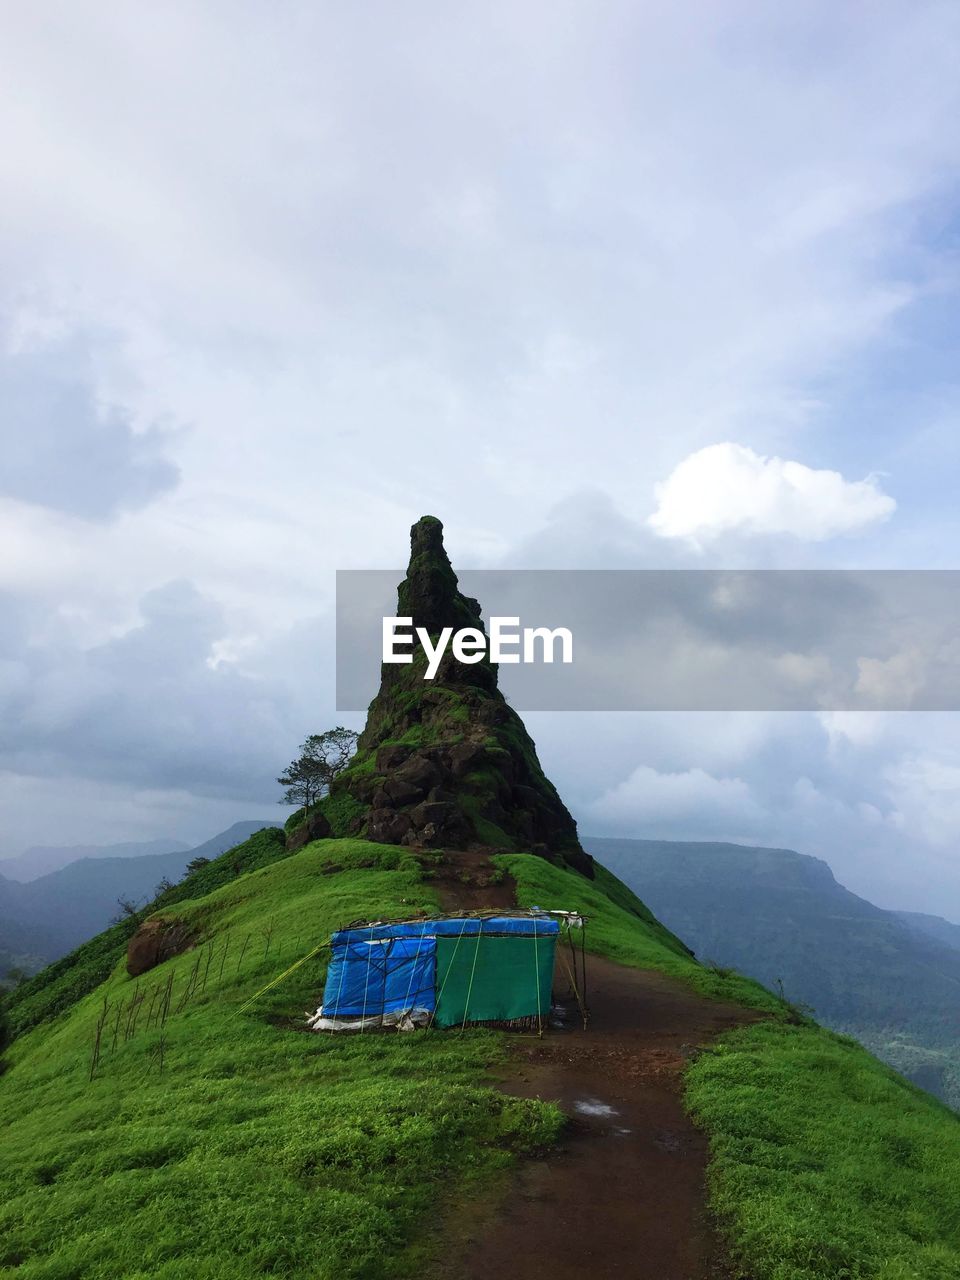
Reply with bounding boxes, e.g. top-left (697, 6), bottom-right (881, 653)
top-left (431, 852), bottom-right (758, 1280)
